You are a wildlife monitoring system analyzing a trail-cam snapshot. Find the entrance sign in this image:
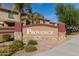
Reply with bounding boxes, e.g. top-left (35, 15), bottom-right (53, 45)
top-left (26, 28), bottom-right (54, 35)
top-left (14, 23), bottom-right (66, 43)
top-left (22, 24), bottom-right (66, 43)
